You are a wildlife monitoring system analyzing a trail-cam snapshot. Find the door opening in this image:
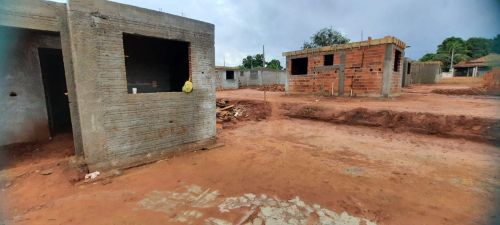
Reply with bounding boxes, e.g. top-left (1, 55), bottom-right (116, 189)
top-left (38, 48), bottom-right (72, 136)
